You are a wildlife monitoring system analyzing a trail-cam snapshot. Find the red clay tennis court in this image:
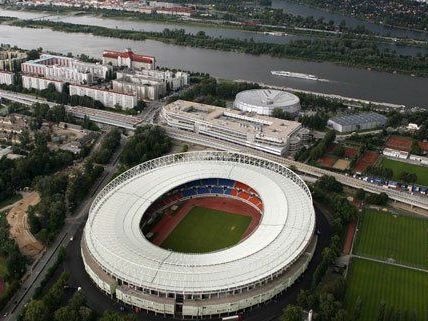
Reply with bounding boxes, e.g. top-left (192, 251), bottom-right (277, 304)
top-left (354, 151), bottom-right (379, 173)
top-left (317, 155), bottom-right (337, 168)
top-left (385, 136), bottom-right (412, 152)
